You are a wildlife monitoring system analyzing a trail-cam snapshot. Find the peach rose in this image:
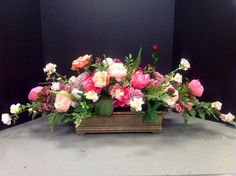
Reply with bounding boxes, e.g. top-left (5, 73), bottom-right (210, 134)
top-left (28, 86), bottom-right (44, 101)
top-left (107, 62), bottom-right (127, 82)
top-left (71, 54), bottom-right (92, 71)
top-left (188, 79), bottom-right (204, 97)
top-left (54, 91), bottom-right (72, 113)
top-left (92, 71), bottom-right (109, 88)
